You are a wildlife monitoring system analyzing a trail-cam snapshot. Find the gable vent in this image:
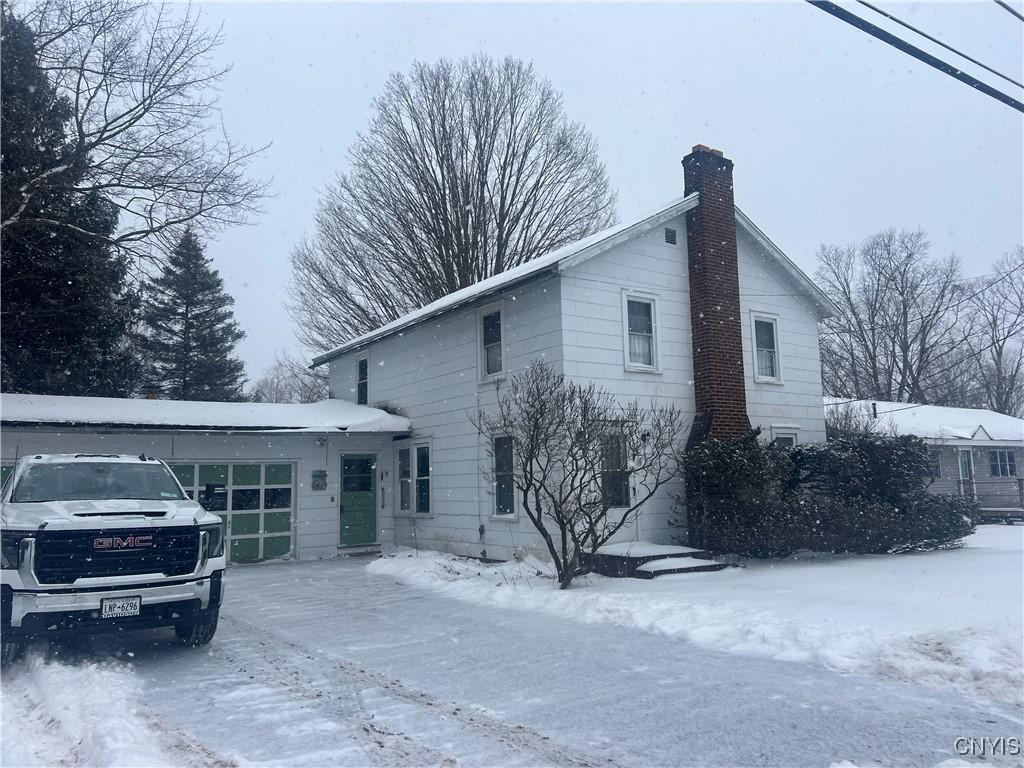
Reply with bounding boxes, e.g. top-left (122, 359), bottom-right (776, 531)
top-left (664, 227), bottom-right (677, 245)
